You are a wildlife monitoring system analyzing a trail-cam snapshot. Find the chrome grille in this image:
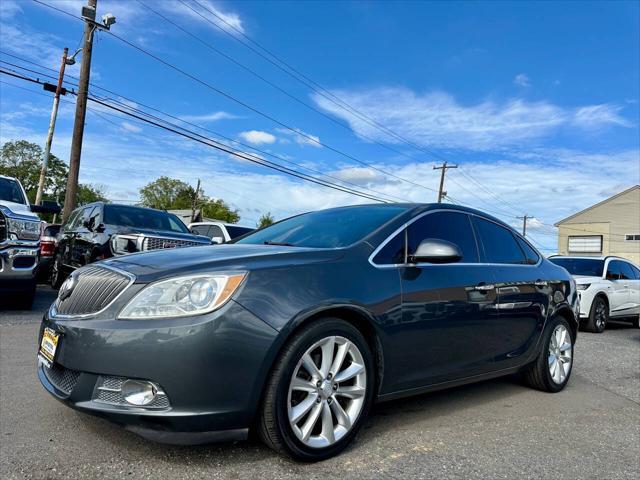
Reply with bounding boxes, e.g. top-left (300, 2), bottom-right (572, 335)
top-left (0, 210), bottom-right (6, 242)
top-left (143, 236), bottom-right (204, 251)
top-left (94, 376), bottom-right (170, 409)
top-left (54, 266), bottom-right (132, 316)
top-left (44, 363), bottom-right (81, 395)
